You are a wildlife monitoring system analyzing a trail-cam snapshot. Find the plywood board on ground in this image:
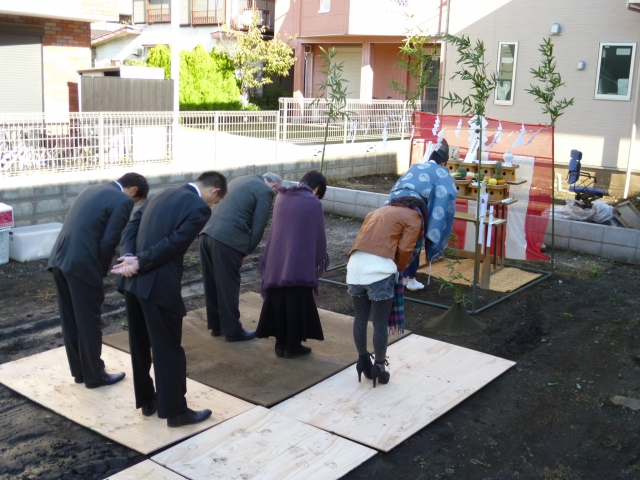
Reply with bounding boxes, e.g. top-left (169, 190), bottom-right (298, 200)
top-left (153, 406), bottom-right (376, 480)
top-left (0, 345), bottom-right (253, 454)
top-left (107, 460), bottom-right (184, 480)
top-left (104, 292), bottom-right (409, 407)
top-left (272, 334), bottom-right (515, 452)
top-left (418, 258), bottom-right (542, 292)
